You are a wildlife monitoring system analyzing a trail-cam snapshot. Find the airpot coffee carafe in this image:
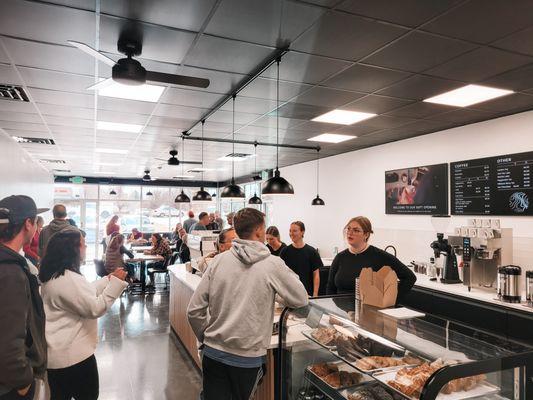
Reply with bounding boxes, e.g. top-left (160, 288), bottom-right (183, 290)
top-left (526, 270), bottom-right (533, 306)
top-left (498, 265), bottom-right (521, 303)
